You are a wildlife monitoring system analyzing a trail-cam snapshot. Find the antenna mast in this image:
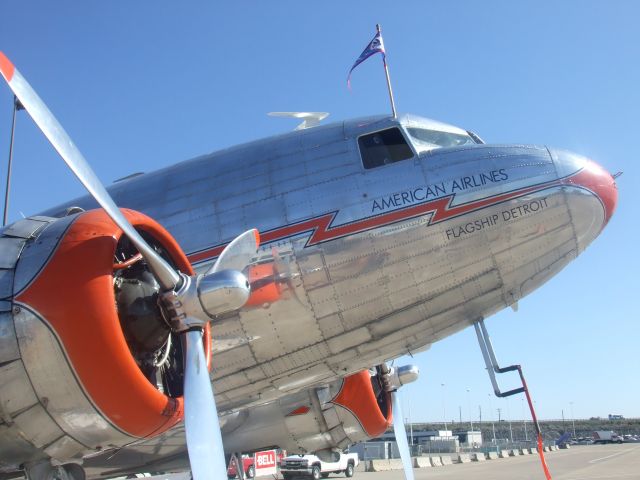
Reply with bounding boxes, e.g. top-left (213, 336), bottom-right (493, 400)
top-left (3, 96), bottom-right (22, 226)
